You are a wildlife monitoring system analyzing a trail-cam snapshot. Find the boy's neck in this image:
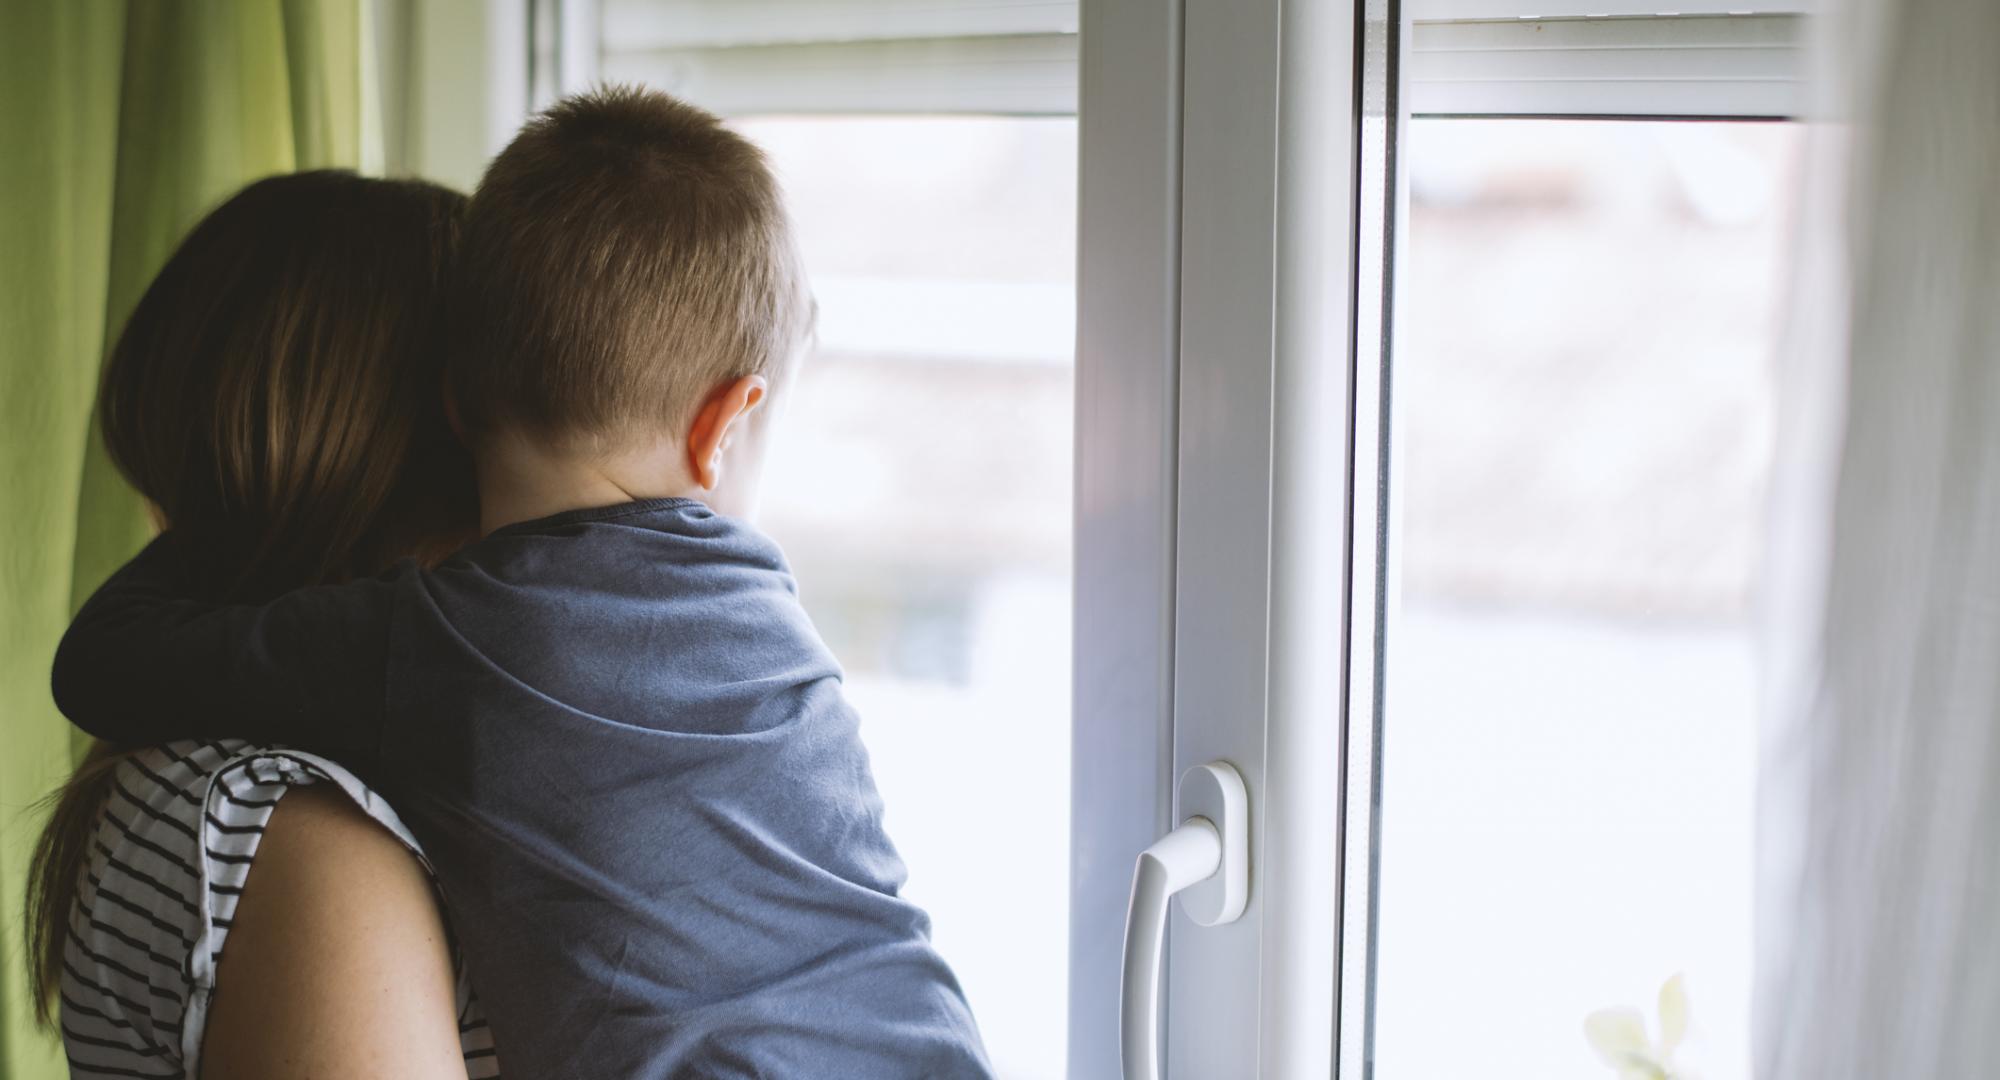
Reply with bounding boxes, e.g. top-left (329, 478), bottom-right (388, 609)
top-left (474, 428), bottom-right (700, 534)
